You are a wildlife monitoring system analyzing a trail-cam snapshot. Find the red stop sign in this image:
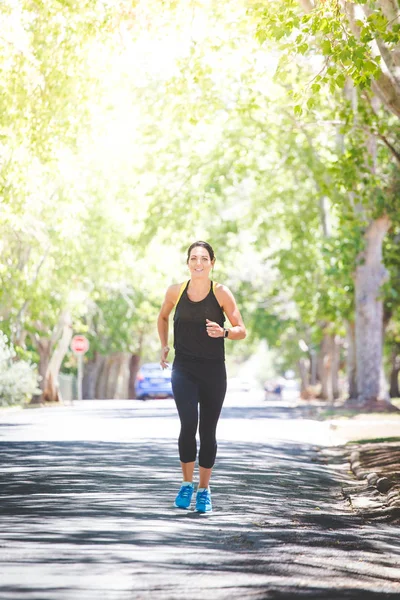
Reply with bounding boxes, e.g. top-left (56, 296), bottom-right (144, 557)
top-left (71, 335), bottom-right (89, 355)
